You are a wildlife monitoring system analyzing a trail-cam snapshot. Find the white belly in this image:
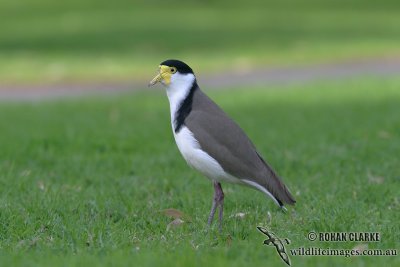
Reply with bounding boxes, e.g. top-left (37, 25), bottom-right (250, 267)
top-left (173, 126), bottom-right (241, 184)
